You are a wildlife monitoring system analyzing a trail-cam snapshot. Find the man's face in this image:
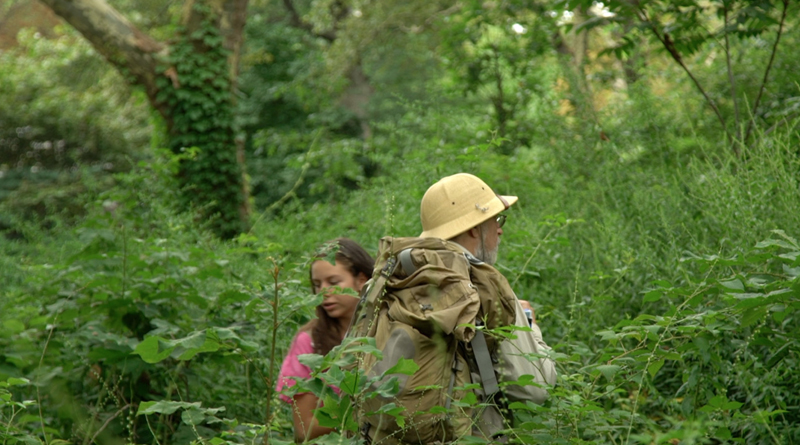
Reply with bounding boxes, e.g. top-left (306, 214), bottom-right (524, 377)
top-left (476, 215), bottom-right (503, 265)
